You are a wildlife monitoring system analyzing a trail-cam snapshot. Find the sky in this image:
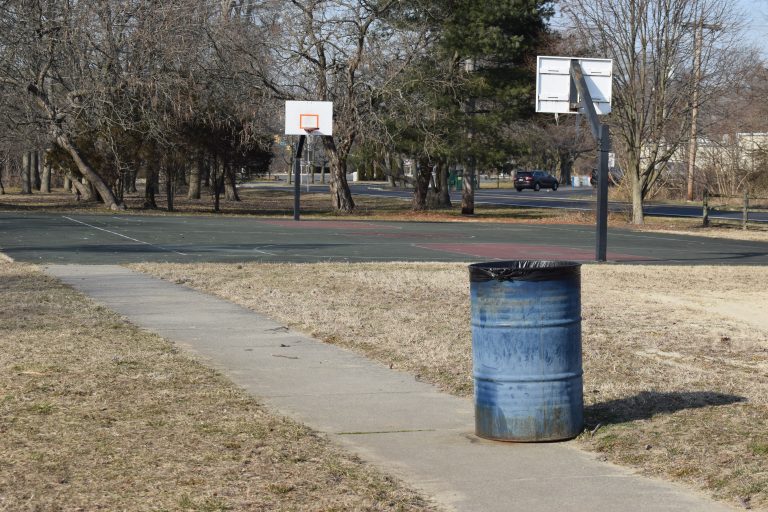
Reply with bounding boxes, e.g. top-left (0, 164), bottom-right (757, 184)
top-left (551, 0), bottom-right (768, 58)
top-left (738, 0), bottom-right (768, 54)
